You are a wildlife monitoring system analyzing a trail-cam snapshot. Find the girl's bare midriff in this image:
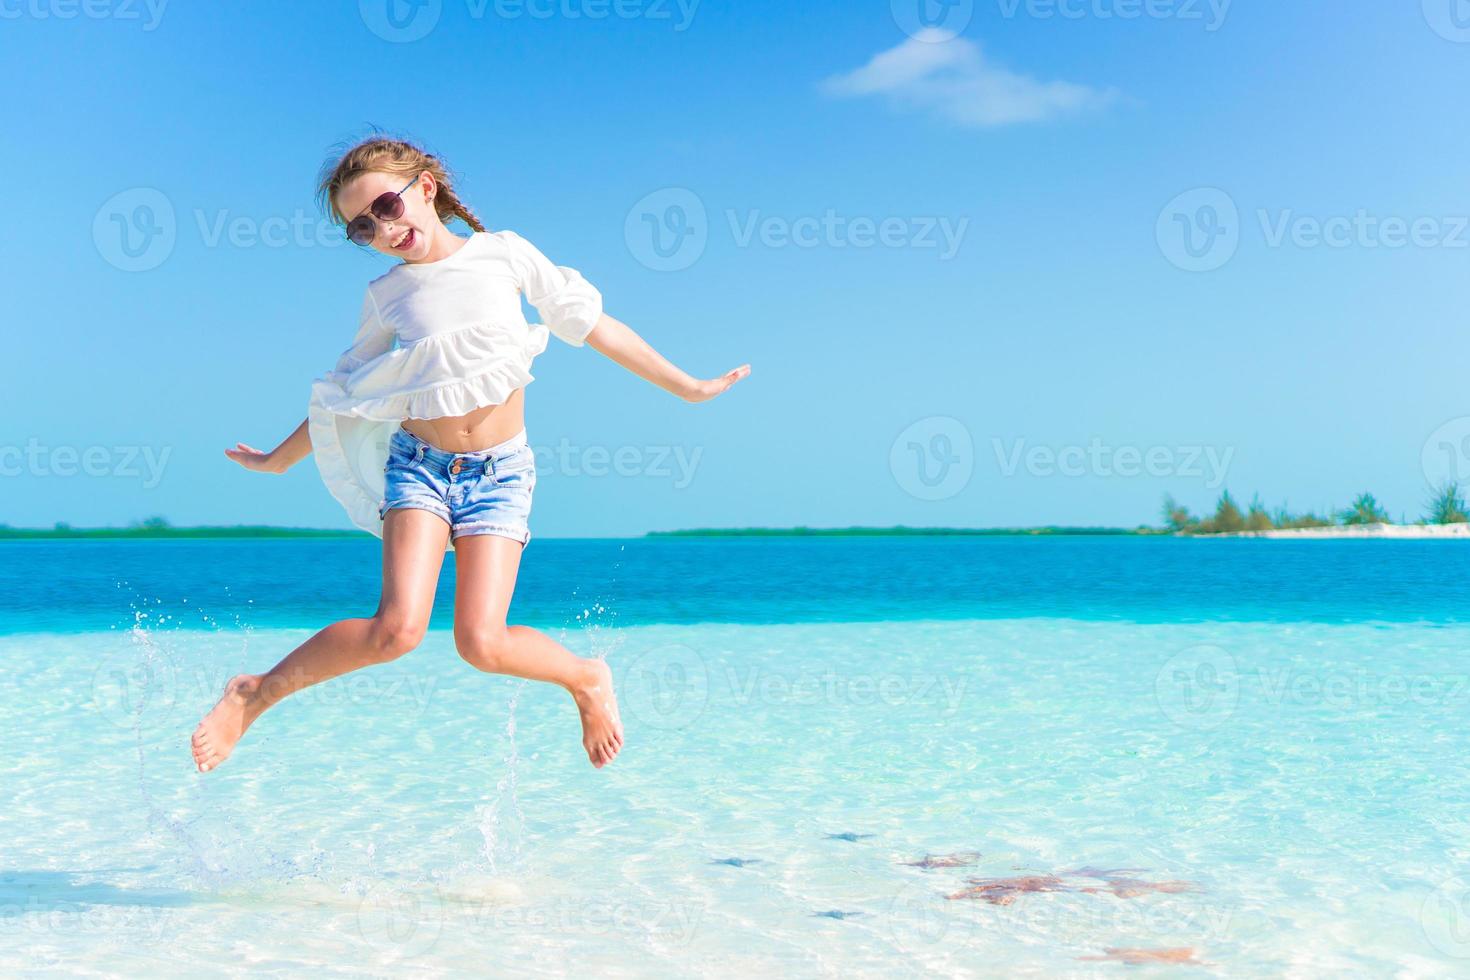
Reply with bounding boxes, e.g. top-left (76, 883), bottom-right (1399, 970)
top-left (400, 386), bottom-right (526, 453)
